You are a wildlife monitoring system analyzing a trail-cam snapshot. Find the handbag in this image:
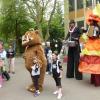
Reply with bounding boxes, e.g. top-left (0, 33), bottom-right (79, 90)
top-left (66, 33), bottom-right (77, 47)
top-left (67, 40), bottom-right (76, 47)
